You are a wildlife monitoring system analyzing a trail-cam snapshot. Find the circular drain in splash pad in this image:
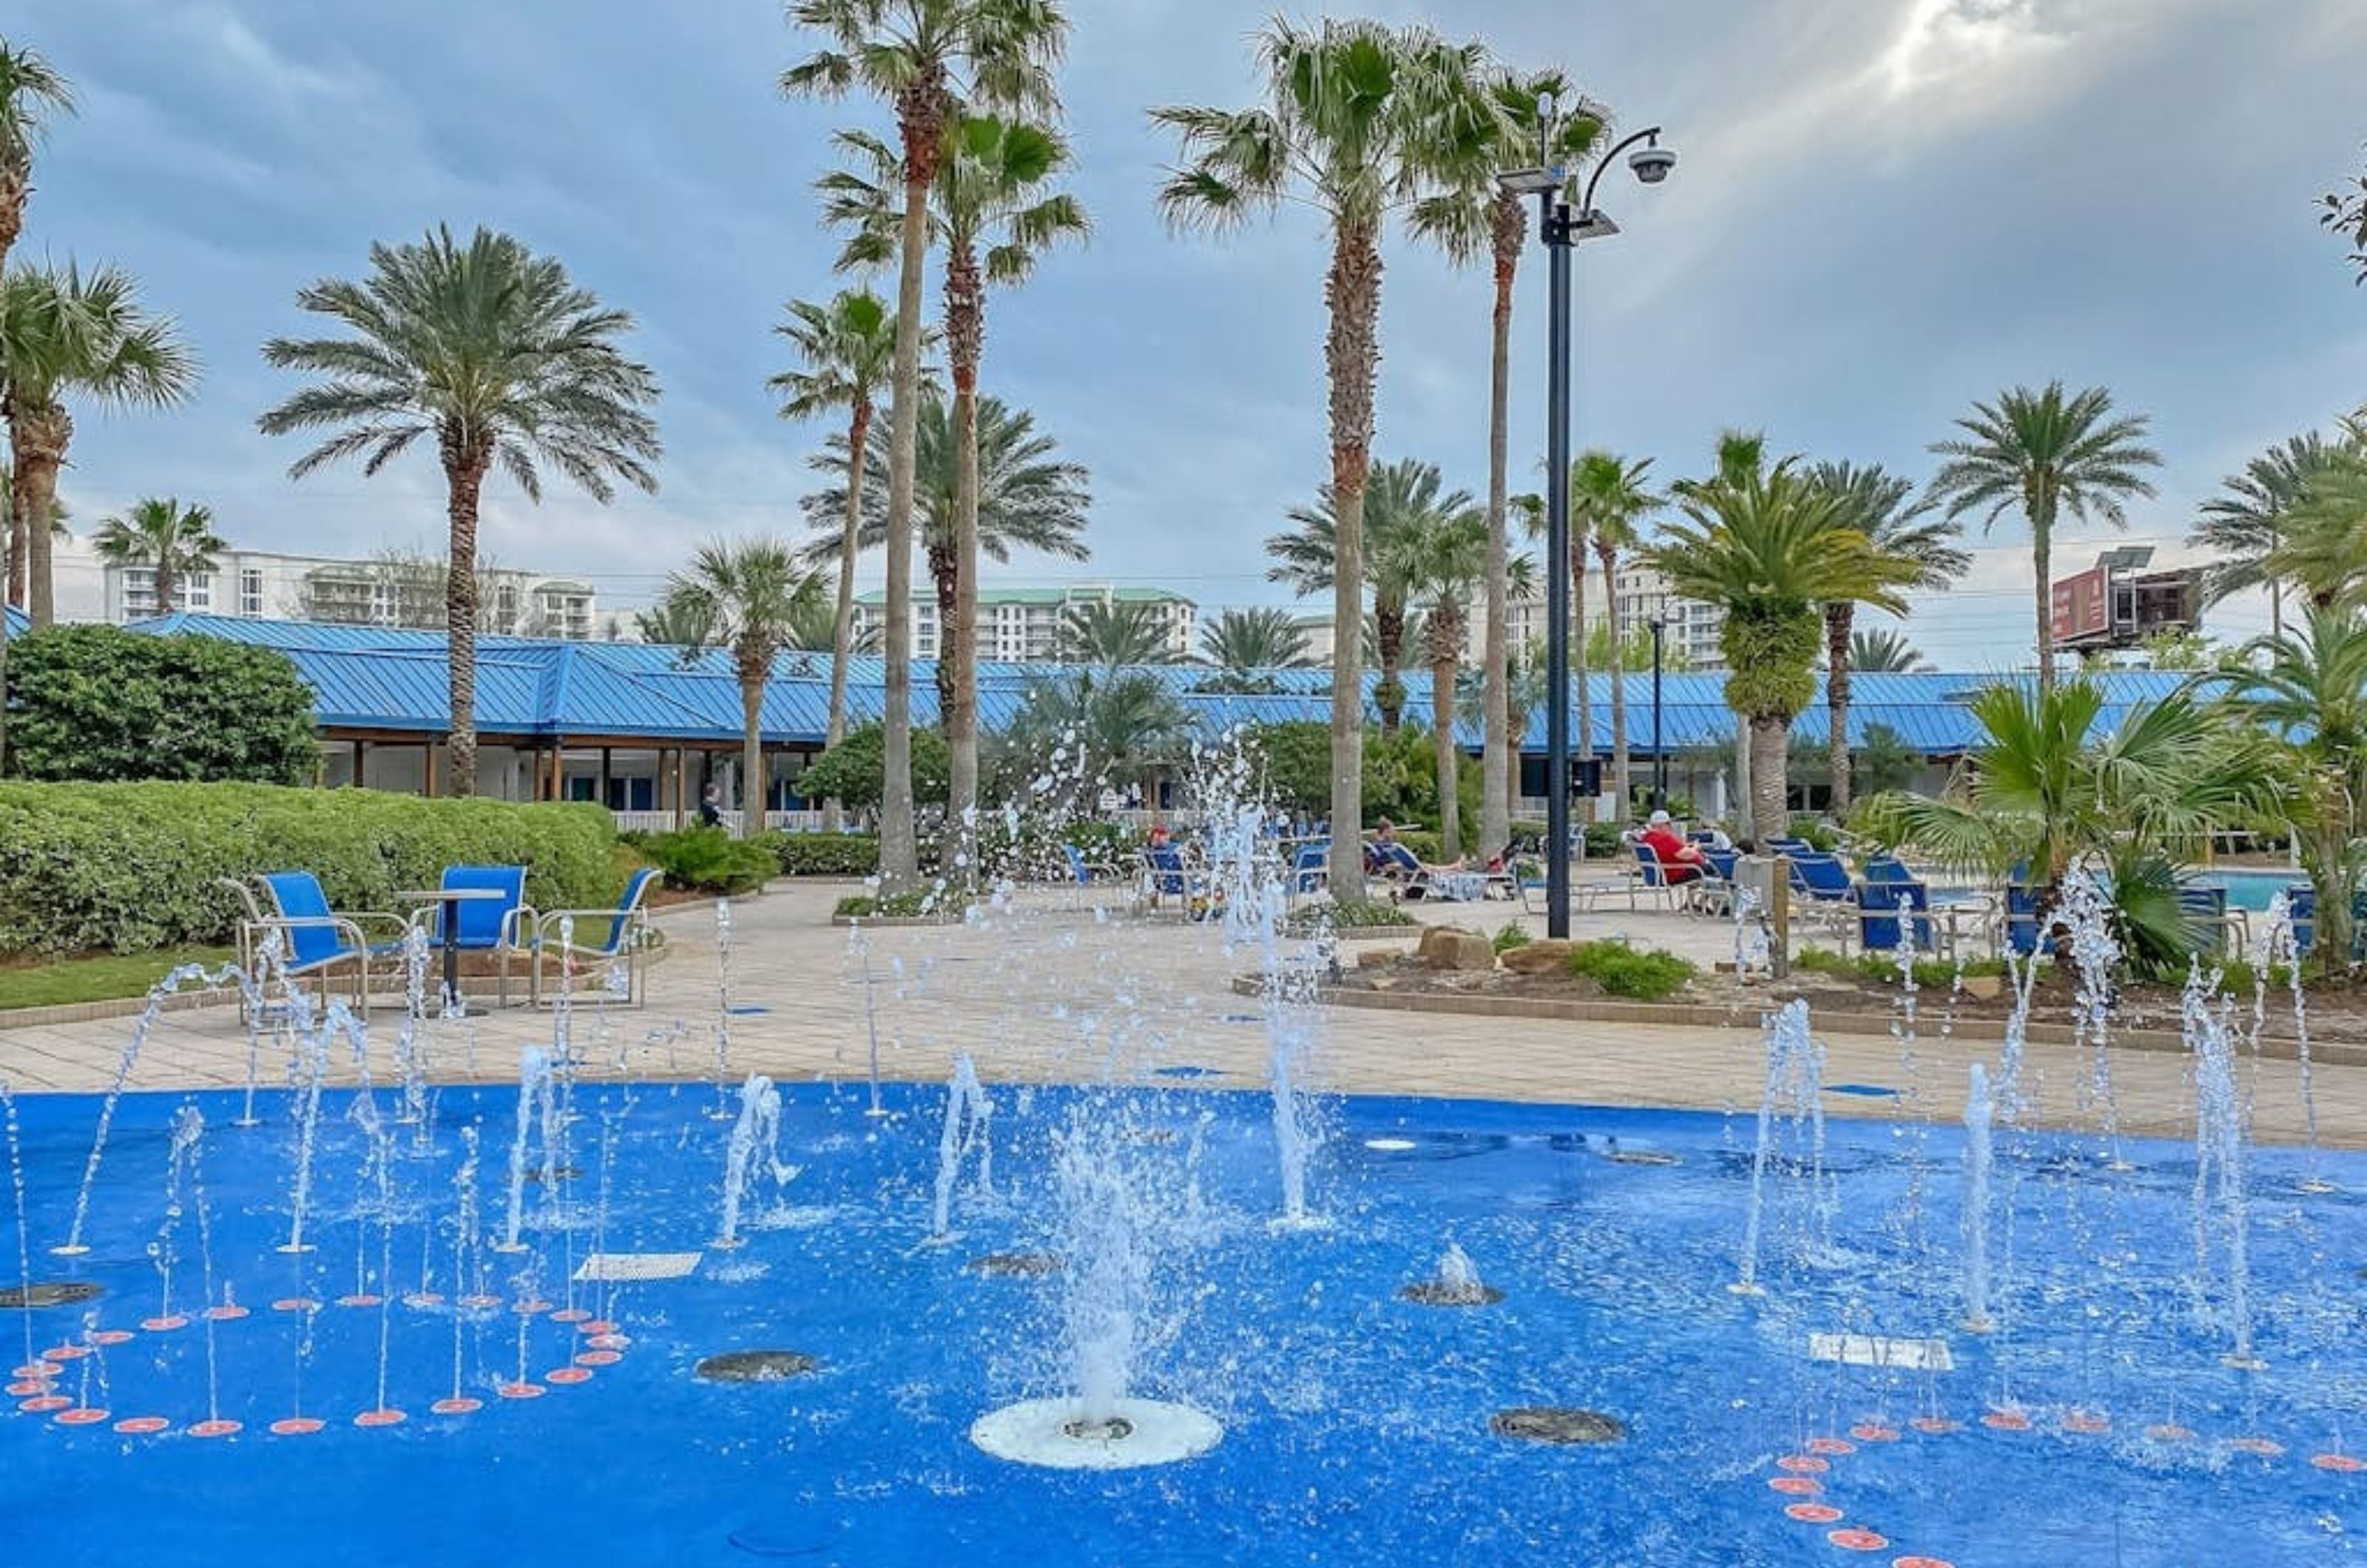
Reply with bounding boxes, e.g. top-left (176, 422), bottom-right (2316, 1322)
top-left (965, 1252), bottom-right (1063, 1278)
top-left (1397, 1281), bottom-right (1505, 1306)
top-left (695, 1351), bottom-right (817, 1383)
top-left (971, 1397), bottom-right (1222, 1470)
top-left (0, 1282), bottom-right (101, 1310)
top-left (1490, 1407), bottom-right (1626, 1444)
